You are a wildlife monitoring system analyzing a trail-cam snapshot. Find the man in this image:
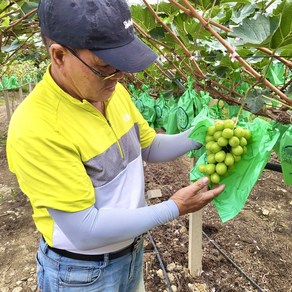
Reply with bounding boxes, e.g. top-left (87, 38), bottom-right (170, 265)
top-left (6, 0), bottom-right (225, 291)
